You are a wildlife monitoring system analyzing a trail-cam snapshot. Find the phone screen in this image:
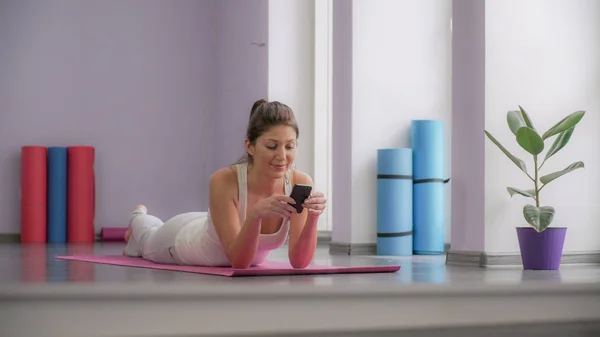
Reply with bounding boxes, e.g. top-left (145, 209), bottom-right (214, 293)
top-left (289, 184), bottom-right (312, 213)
